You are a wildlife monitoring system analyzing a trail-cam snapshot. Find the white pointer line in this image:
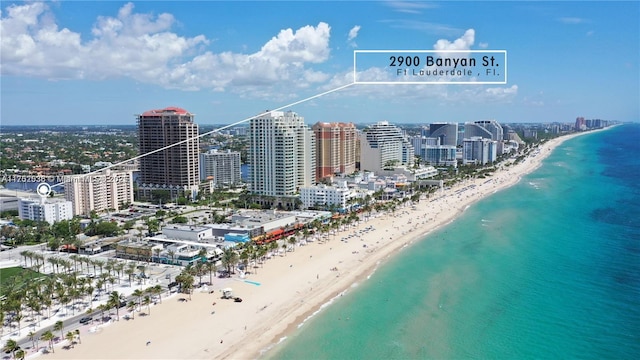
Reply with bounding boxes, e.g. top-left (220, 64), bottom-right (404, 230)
top-left (50, 81), bottom-right (356, 189)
